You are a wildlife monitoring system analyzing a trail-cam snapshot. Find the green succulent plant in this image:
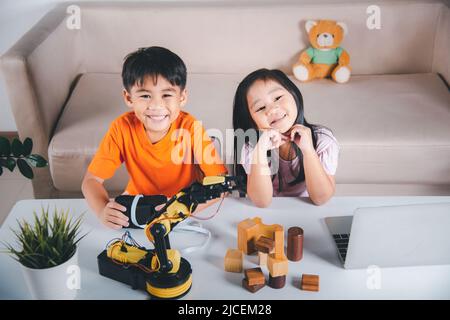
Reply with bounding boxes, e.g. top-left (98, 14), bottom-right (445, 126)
top-left (2, 207), bottom-right (87, 269)
top-left (0, 136), bottom-right (48, 179)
